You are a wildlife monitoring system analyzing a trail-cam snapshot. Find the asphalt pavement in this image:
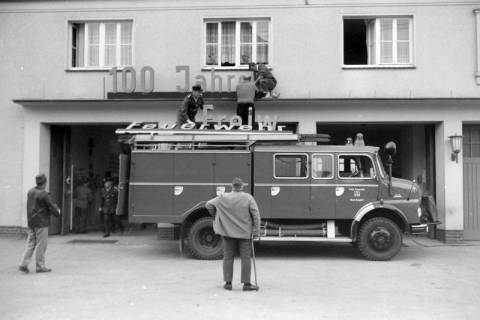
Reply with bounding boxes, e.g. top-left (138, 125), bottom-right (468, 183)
top-left (1, 228), bottom-right (480, 320)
